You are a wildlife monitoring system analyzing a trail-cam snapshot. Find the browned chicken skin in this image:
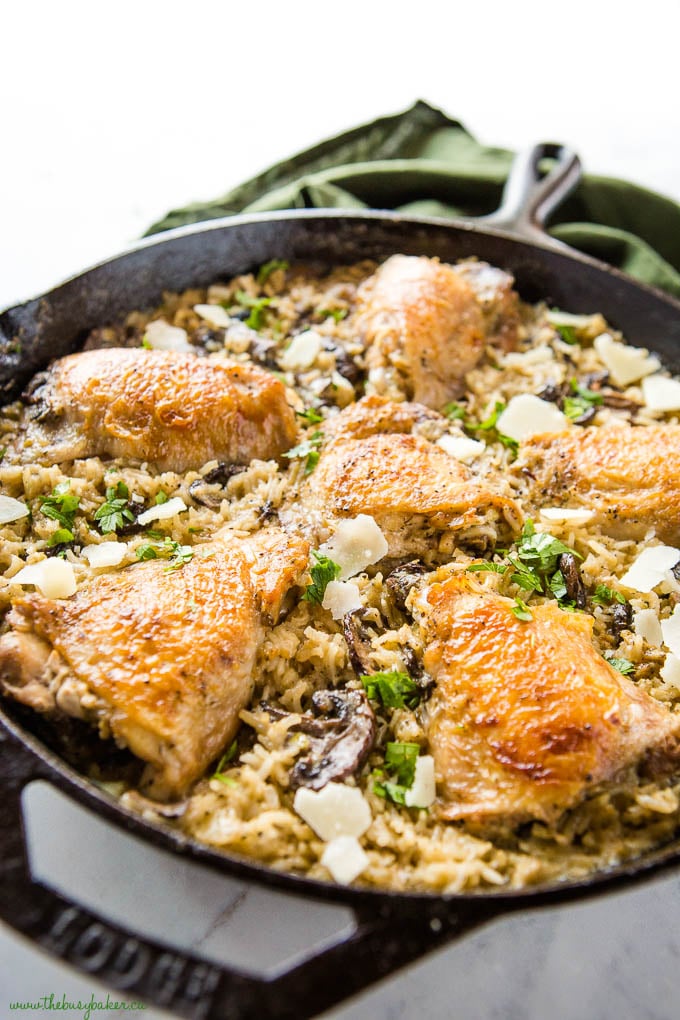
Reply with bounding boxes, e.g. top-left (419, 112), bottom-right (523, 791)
top-left (419, 576), bottom-right (680, 824)
top-left (18, 348), bottom-right (298, 472)
top-left (356, 255), bottom-right (521, 408)
top-left (0, 530), bottom-right (309, 799)
top-left (519, 424), bottom-right (680, 544)
top-left (306, 397), bottom-right (522, 556)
